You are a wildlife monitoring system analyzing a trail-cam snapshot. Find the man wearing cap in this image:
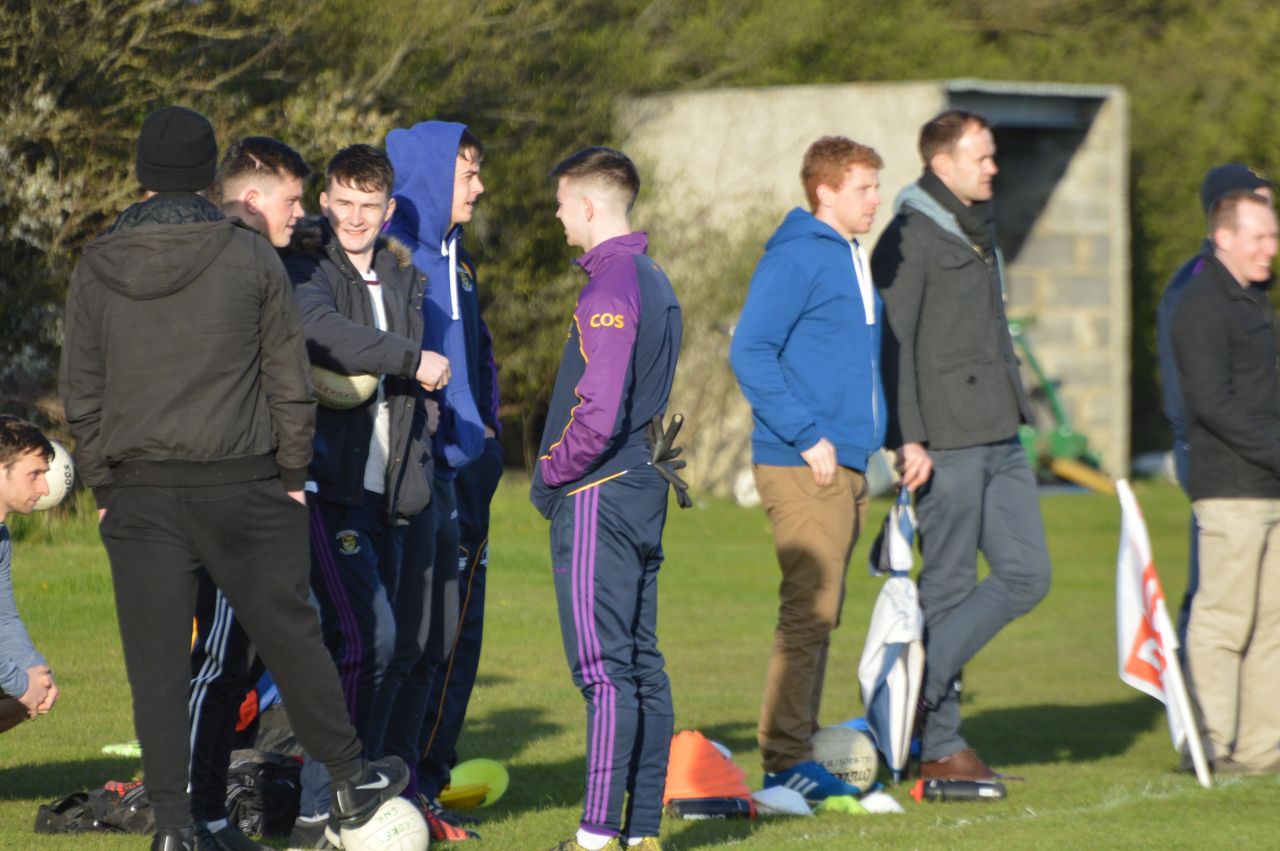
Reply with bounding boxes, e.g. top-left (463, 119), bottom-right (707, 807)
top-left (1156, 163), bottom-right (1273, 651)
top-left (60, 106), bottom-right (411, 851)
top-left (1170, 186), bottom-right (1280, 774)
